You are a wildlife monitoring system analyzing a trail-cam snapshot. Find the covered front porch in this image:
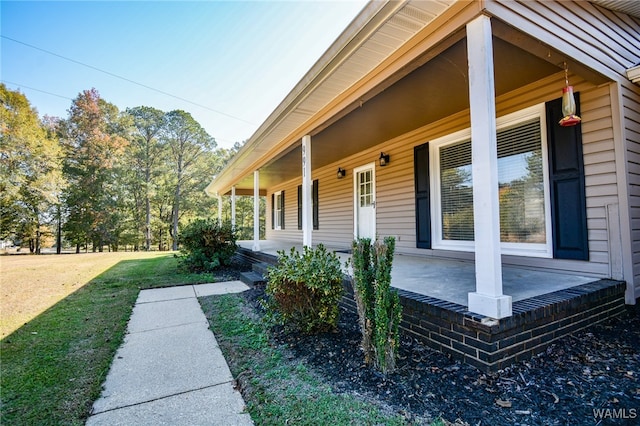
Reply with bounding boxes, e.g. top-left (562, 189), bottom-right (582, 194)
top-left (237, 239), bottom-right (626, 371)
top-left (238, 240), bottom-right (597, 307)
top-left (208, 7), bottom-right (624, 320)
top-left (208, 1), bottom-right (637, 371)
